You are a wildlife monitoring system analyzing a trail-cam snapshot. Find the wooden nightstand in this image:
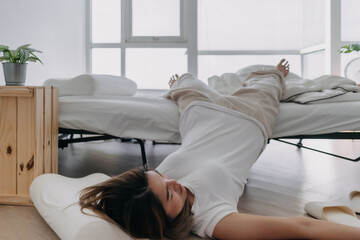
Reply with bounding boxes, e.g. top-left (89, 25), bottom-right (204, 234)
top-left (0, 86), bottom-right (58, 205)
